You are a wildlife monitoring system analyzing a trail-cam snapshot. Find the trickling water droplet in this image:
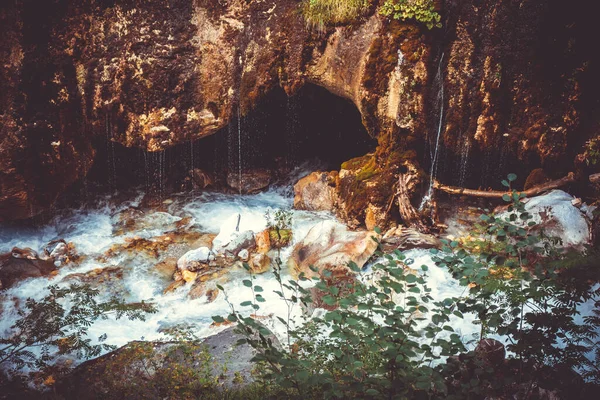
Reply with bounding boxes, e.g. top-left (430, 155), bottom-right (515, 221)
top-left (420, 53), bottom-right (445, 210)
top-left (238, 105), bottom-right (242, 195)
